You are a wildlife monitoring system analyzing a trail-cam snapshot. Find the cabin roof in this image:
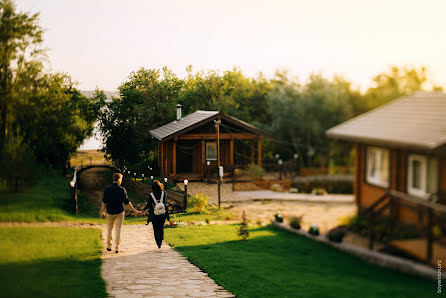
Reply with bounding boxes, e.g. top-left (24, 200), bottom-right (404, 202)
top-left (326, 92), bottom-right (446, 151)
top-left (150, 110), bottom-right (268, 141)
